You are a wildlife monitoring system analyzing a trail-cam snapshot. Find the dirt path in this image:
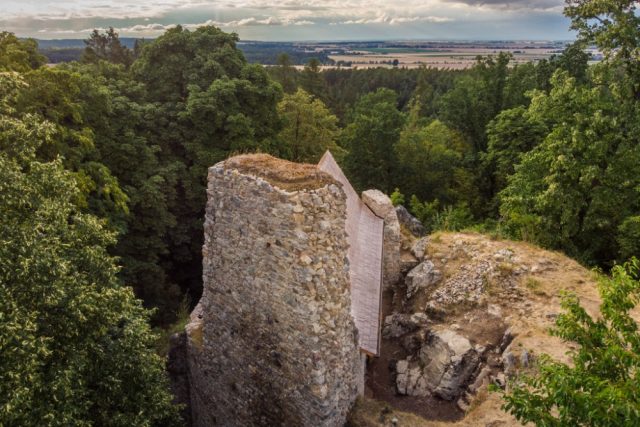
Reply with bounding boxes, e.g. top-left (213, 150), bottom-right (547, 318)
top-left (365, 288), bottom-right (463, 422)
